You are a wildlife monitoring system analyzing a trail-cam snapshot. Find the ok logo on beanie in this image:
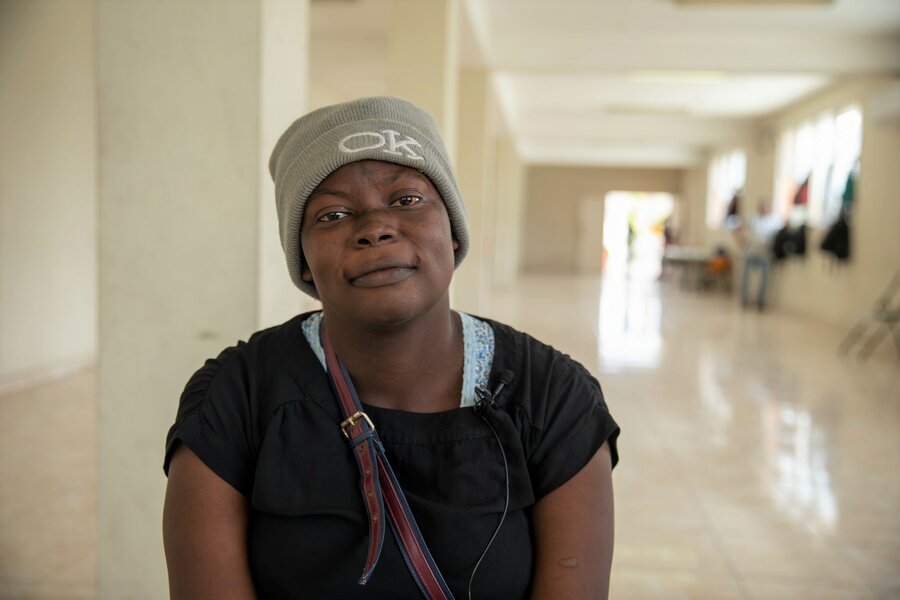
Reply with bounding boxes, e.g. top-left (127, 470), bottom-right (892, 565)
top-left (338, 130), bottom-right (425, 161)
